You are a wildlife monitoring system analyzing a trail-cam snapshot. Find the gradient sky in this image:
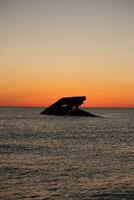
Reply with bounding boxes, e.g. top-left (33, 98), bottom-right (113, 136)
top-left (0, 0), bottom-right (134, 107)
